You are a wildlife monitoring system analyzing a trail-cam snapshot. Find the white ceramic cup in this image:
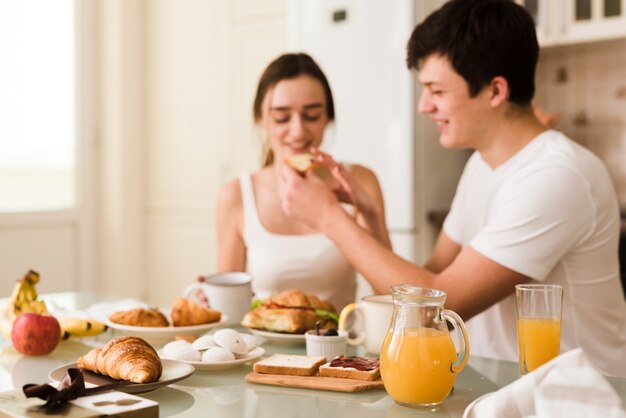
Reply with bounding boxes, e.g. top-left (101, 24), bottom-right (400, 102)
top-left (183, 272), bottom-right (253, 326)
top-left (305, 330), bottom-right (348, 359)
top-left (338, 294), bottom-right (393, 355)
